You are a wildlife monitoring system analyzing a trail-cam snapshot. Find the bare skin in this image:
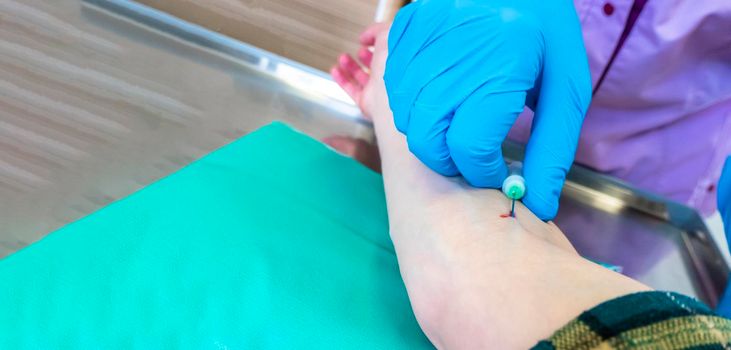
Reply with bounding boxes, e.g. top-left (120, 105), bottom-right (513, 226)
top-left (332, 23), bottom-right (650, 349)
